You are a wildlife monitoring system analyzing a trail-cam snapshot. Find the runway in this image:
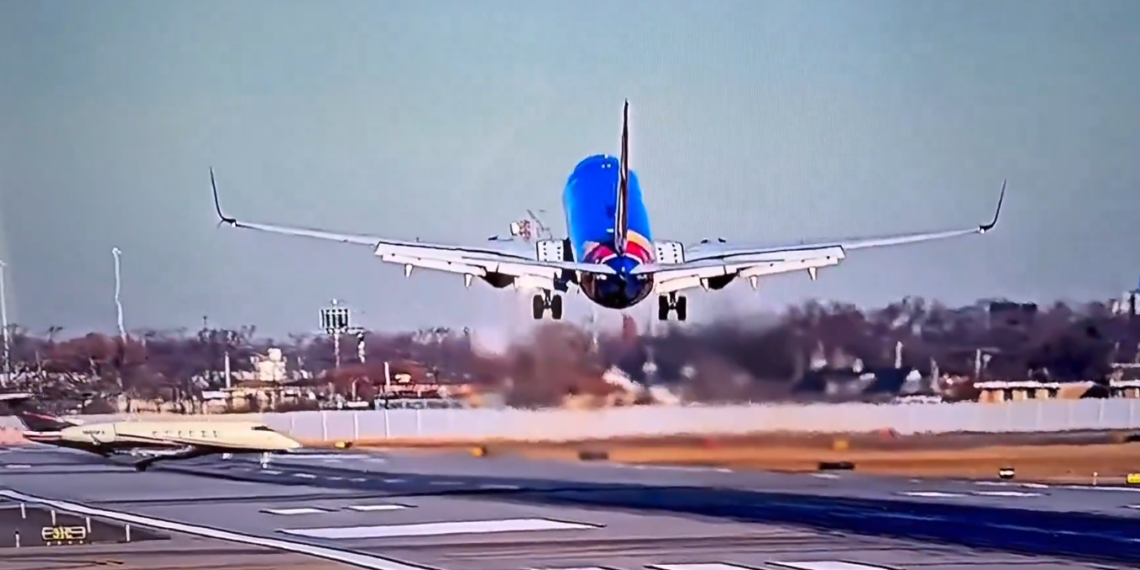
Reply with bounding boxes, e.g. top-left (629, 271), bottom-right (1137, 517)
top-left (1, 445), bottom-right (1138, 569)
